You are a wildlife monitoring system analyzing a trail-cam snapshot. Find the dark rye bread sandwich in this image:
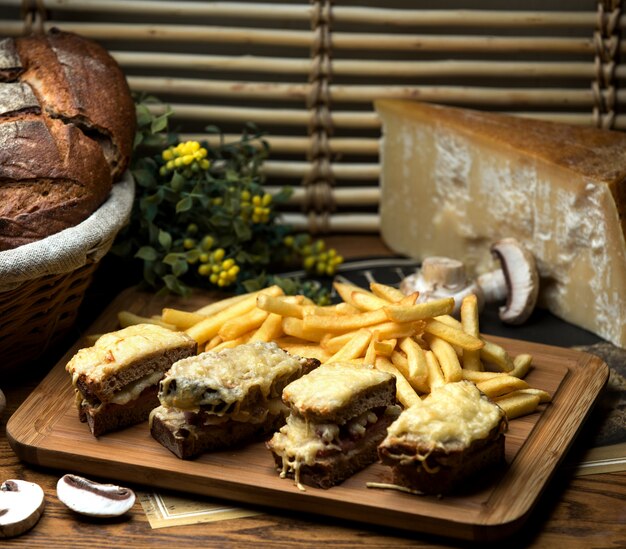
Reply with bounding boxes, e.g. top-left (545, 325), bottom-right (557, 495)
top-left (266, 363), bottom-right (400, 490)
top-left (66, 324), bottom-right (197, 437)
top-left (378, 380), bottom-right (507, 496)
top-left (0, 29), bottom-right (135, 251)
top-left (150, 341), bottom-right (320, 459)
